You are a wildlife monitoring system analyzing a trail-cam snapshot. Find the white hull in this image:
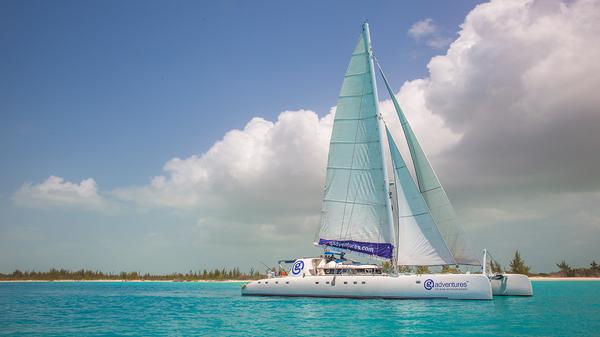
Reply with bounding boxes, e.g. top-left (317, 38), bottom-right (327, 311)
top-left (242, 273), bottom-right (492, 300)
top-left (490, 274), bottom-right (533, 296)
